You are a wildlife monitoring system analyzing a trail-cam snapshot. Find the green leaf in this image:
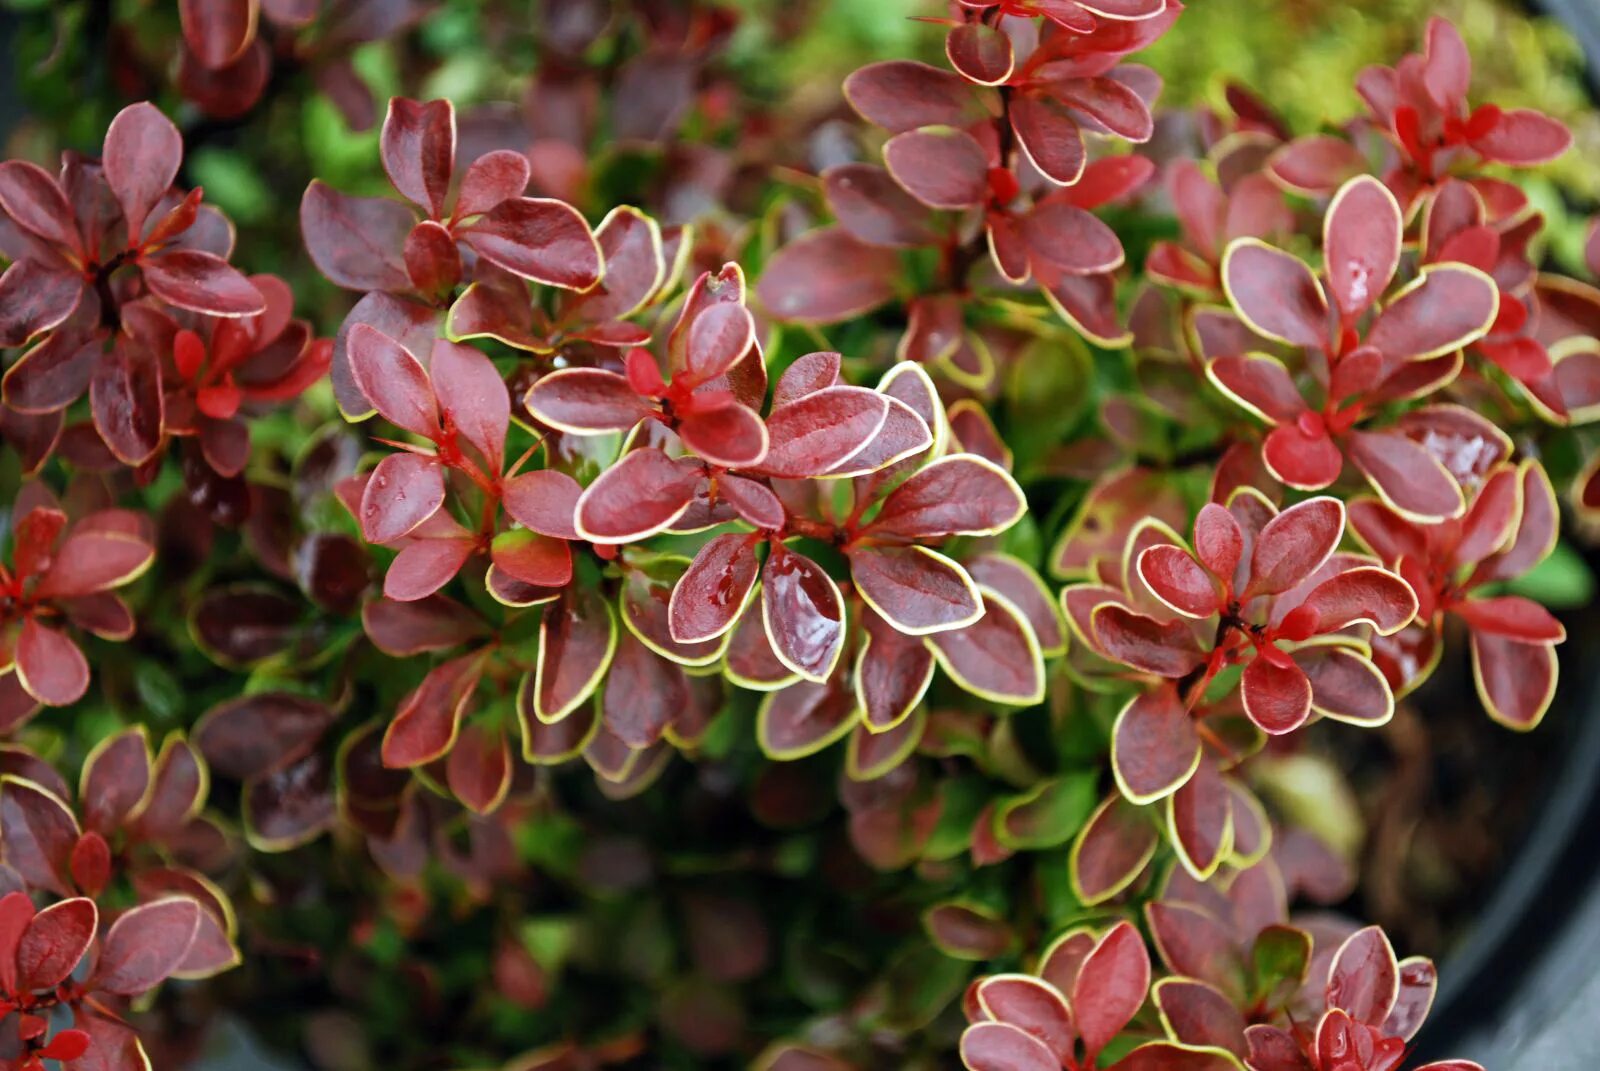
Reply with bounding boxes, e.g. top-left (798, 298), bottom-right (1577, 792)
top-left (1498, 539), bottom-right (1595, 609)
top-left (994, 772), bottom-right (1098, 851)
top-left (1250, 924), bottom-right (1311, 1010)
